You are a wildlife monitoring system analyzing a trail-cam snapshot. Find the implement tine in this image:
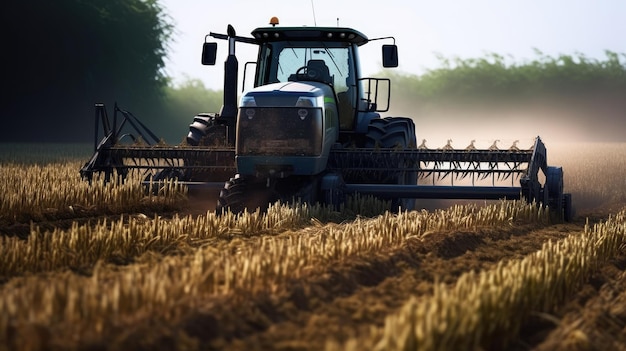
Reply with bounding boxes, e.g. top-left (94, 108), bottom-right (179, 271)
top-left (418, 170), bottom-right (434, 180)
top-left (458, 169), bottom-right (471, 181)
top-left (500, 171), bottom-right (513, 183)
